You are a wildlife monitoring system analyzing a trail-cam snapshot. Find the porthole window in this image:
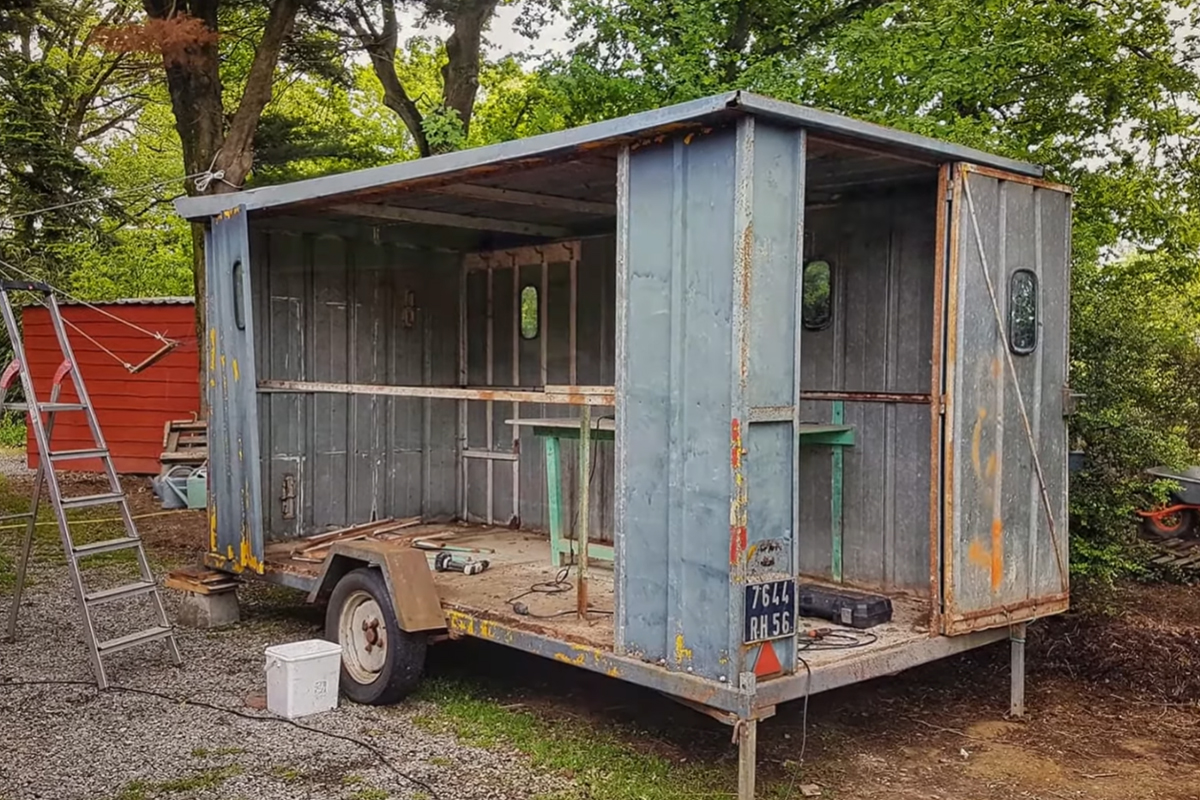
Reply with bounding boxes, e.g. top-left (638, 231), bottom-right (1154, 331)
top-left (1009, 269), bottom-right (1038, 354)
top-left (802, 260), bottom-right (833, 331)
top-left (520, 285), bottom-right (539, 340)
